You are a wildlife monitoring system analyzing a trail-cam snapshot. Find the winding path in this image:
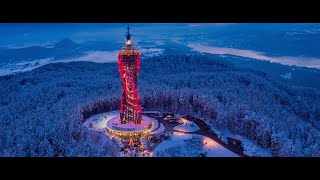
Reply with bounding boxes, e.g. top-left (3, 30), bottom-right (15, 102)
top-left (147, 116), bottom-right (248, 157)
top-left (184, 117), bottom-right (248, 157)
